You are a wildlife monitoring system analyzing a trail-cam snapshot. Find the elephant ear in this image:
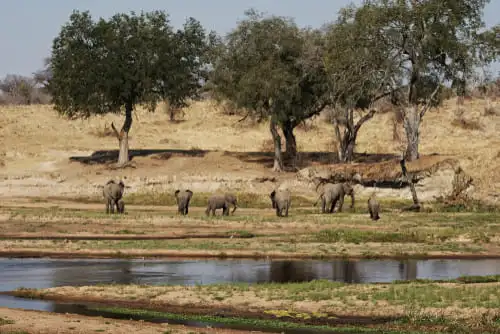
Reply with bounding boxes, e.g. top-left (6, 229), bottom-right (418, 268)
top-left (175, 190), bottom-right (180, 197)
top-left (186, 189), bottom-right (193, 196)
